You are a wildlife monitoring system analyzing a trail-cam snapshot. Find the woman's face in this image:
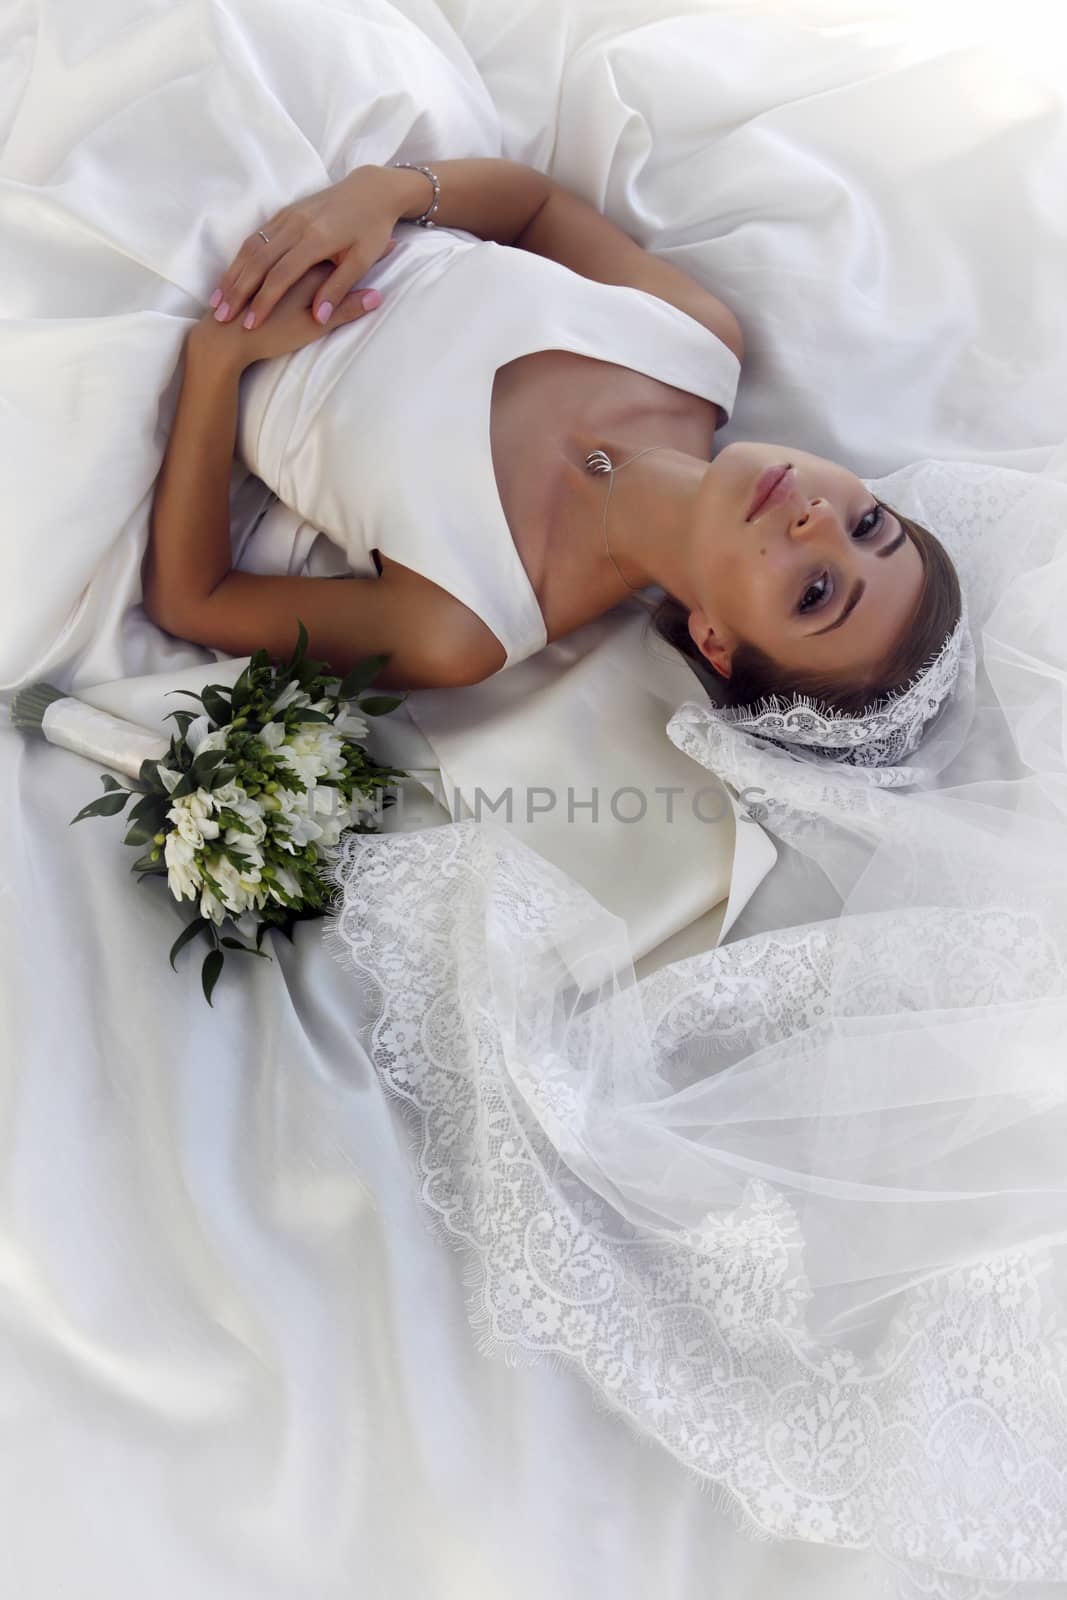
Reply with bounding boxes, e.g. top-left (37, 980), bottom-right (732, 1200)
top-left (690, 443), bottom-right (927, 682)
